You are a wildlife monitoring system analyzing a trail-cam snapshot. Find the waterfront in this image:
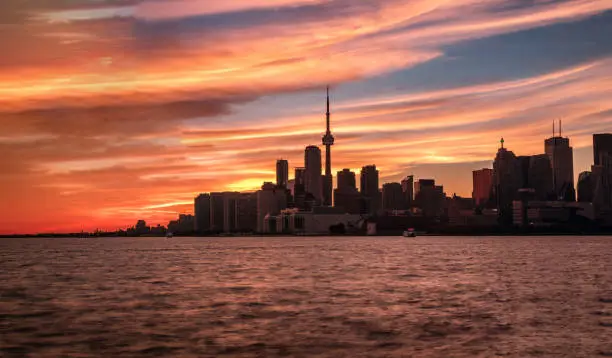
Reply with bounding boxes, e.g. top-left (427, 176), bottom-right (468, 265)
top-left (1, 236), bottom-right (611, 357)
